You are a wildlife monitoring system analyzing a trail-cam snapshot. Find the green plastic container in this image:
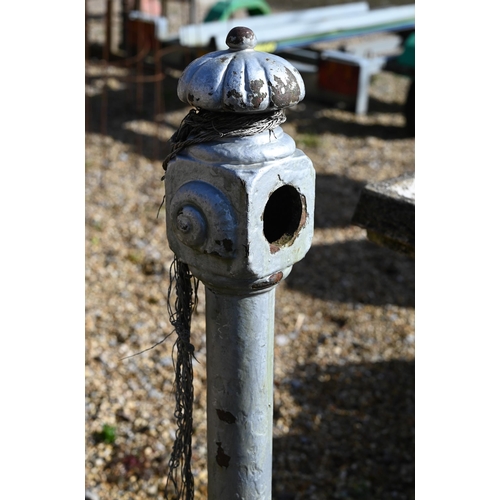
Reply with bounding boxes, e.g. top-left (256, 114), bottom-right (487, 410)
top-left (398, 32), bottom-right (415, 68)
top-left (204, 0), bottom-right (271, 22)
